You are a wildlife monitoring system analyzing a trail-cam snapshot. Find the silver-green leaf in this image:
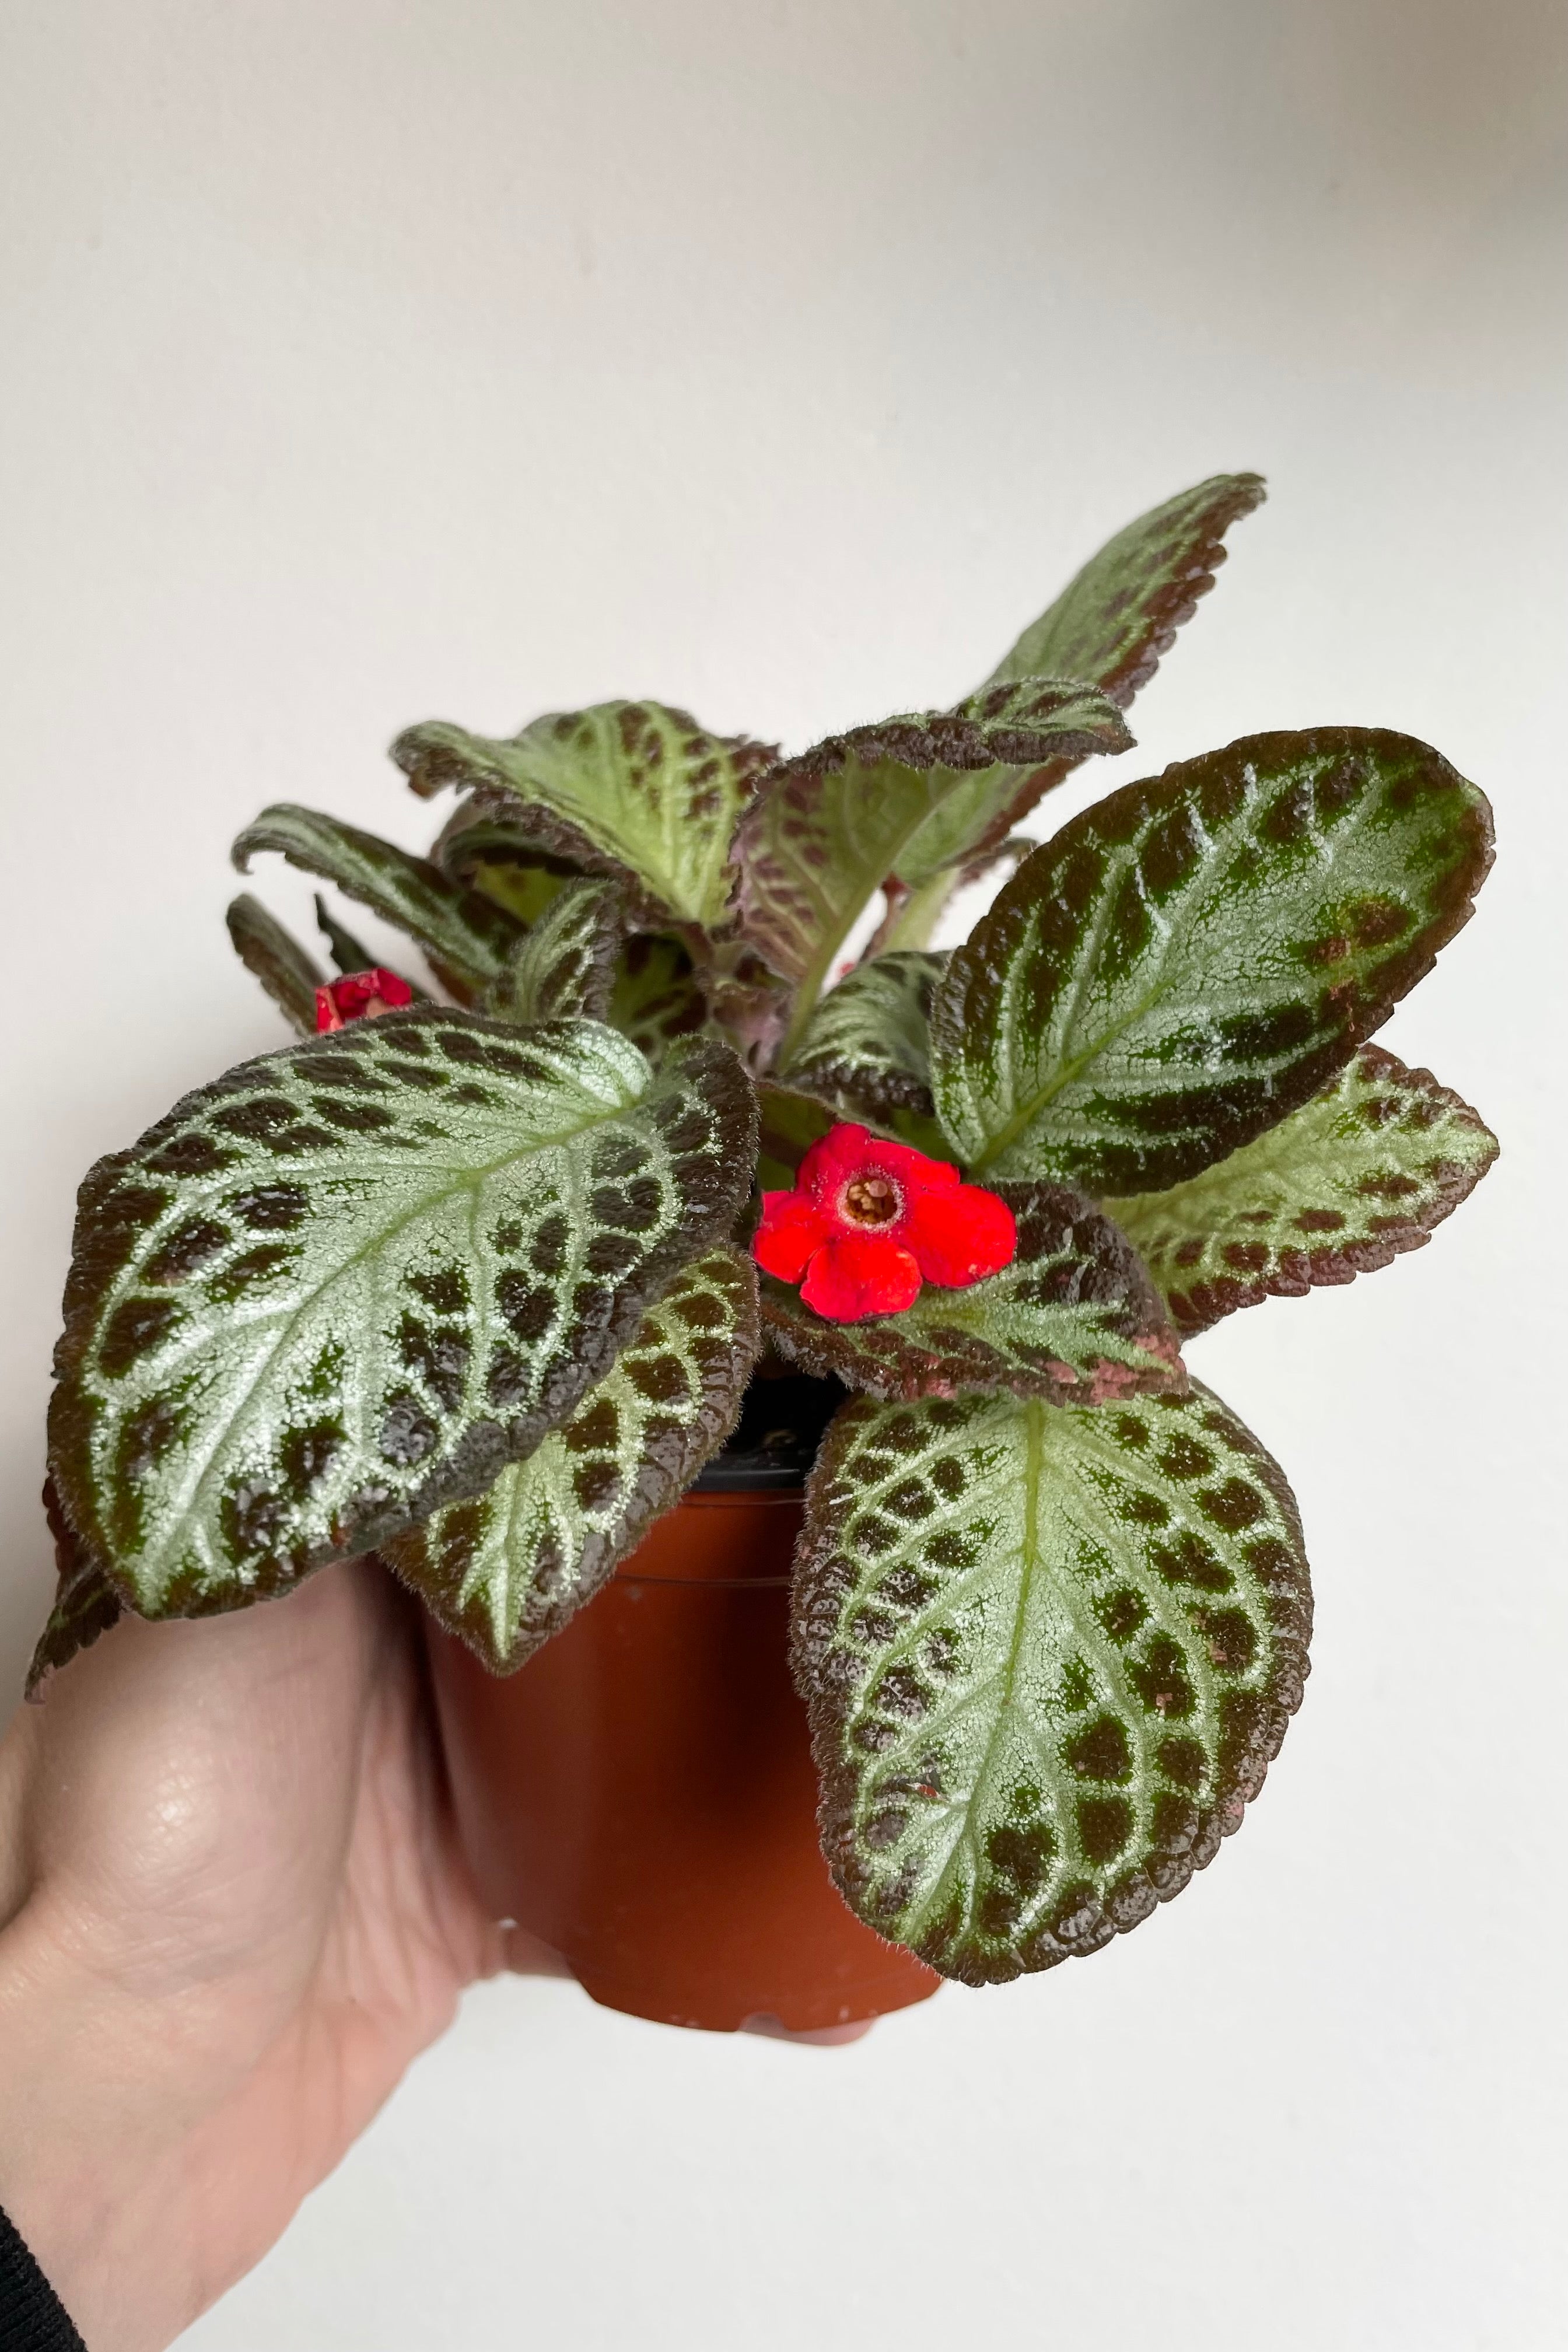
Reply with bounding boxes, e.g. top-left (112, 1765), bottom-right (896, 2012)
top-left (793, 1382), bottom-right (1310, 1983)
top-left (233, 805), bottom-right (519, 999)
top-left (982, 473), bottom-right (1266, 708)
top-left (384, 1247), bottom-right (759, 1671)
top-left (226, 893), bottom-right (325, 1035)
top-left (48, 1010), bottom-right (755, 1618)
top-left (733, 681), bottom-right (1132, 1066)
top-left (761, 1183), bottom-right (1184, 1404)
top-left (930, 727), bottom-right (1494, 1195)
top-left (782, 951), bottom-right (945, 1118)
top-left (487, 878), bottom-right (625, 1026)
top-left (396, 702), bottom-right (779, 933)
top-left (1106, 1044), bottom-right (1498, 1335)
